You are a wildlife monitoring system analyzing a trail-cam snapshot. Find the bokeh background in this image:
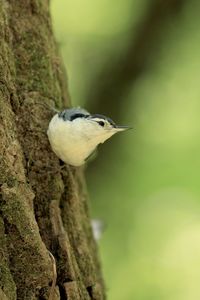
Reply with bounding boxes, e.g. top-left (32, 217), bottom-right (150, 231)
top-left (51, 1), bottom-right (200, 299)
